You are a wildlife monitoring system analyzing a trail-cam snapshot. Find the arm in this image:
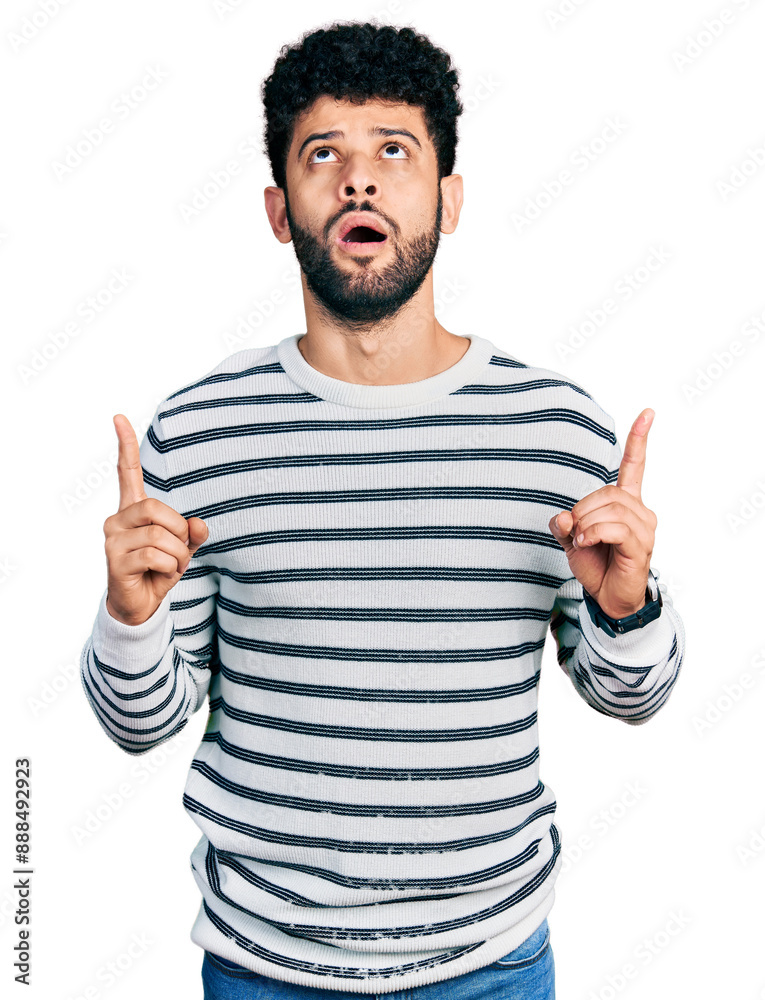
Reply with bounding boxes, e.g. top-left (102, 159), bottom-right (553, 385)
top-left (547, 406), bottom-right (685, 724)
top-left (550, 565), bottom-right (684, 724)
top-left (79, 405), bottom-right (219, 755)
